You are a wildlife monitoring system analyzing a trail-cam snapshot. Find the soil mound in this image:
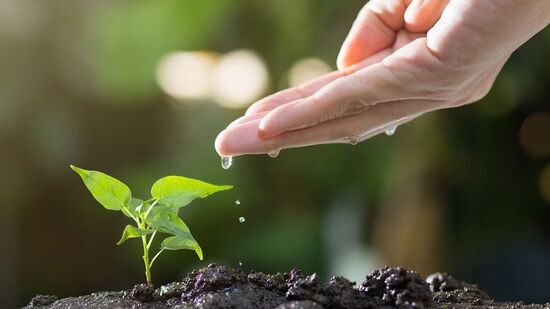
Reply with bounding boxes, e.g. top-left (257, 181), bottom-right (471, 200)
top-left (25, 264), bottom-right (549, 308)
